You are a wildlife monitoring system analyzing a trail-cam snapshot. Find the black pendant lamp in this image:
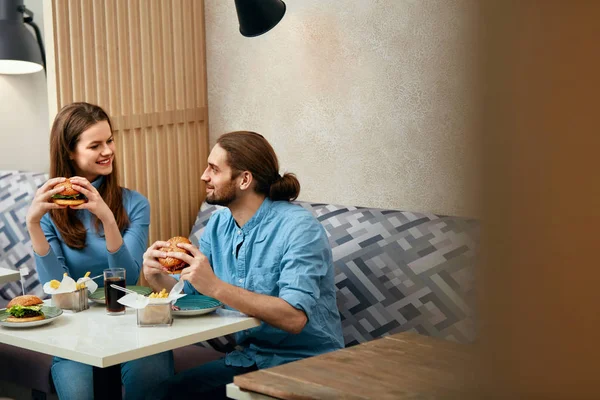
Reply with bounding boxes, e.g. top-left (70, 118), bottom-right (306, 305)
top-left (0, 0), bottom-right (45, 75)
top-left (234, 0), bottom-right (286, 37)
